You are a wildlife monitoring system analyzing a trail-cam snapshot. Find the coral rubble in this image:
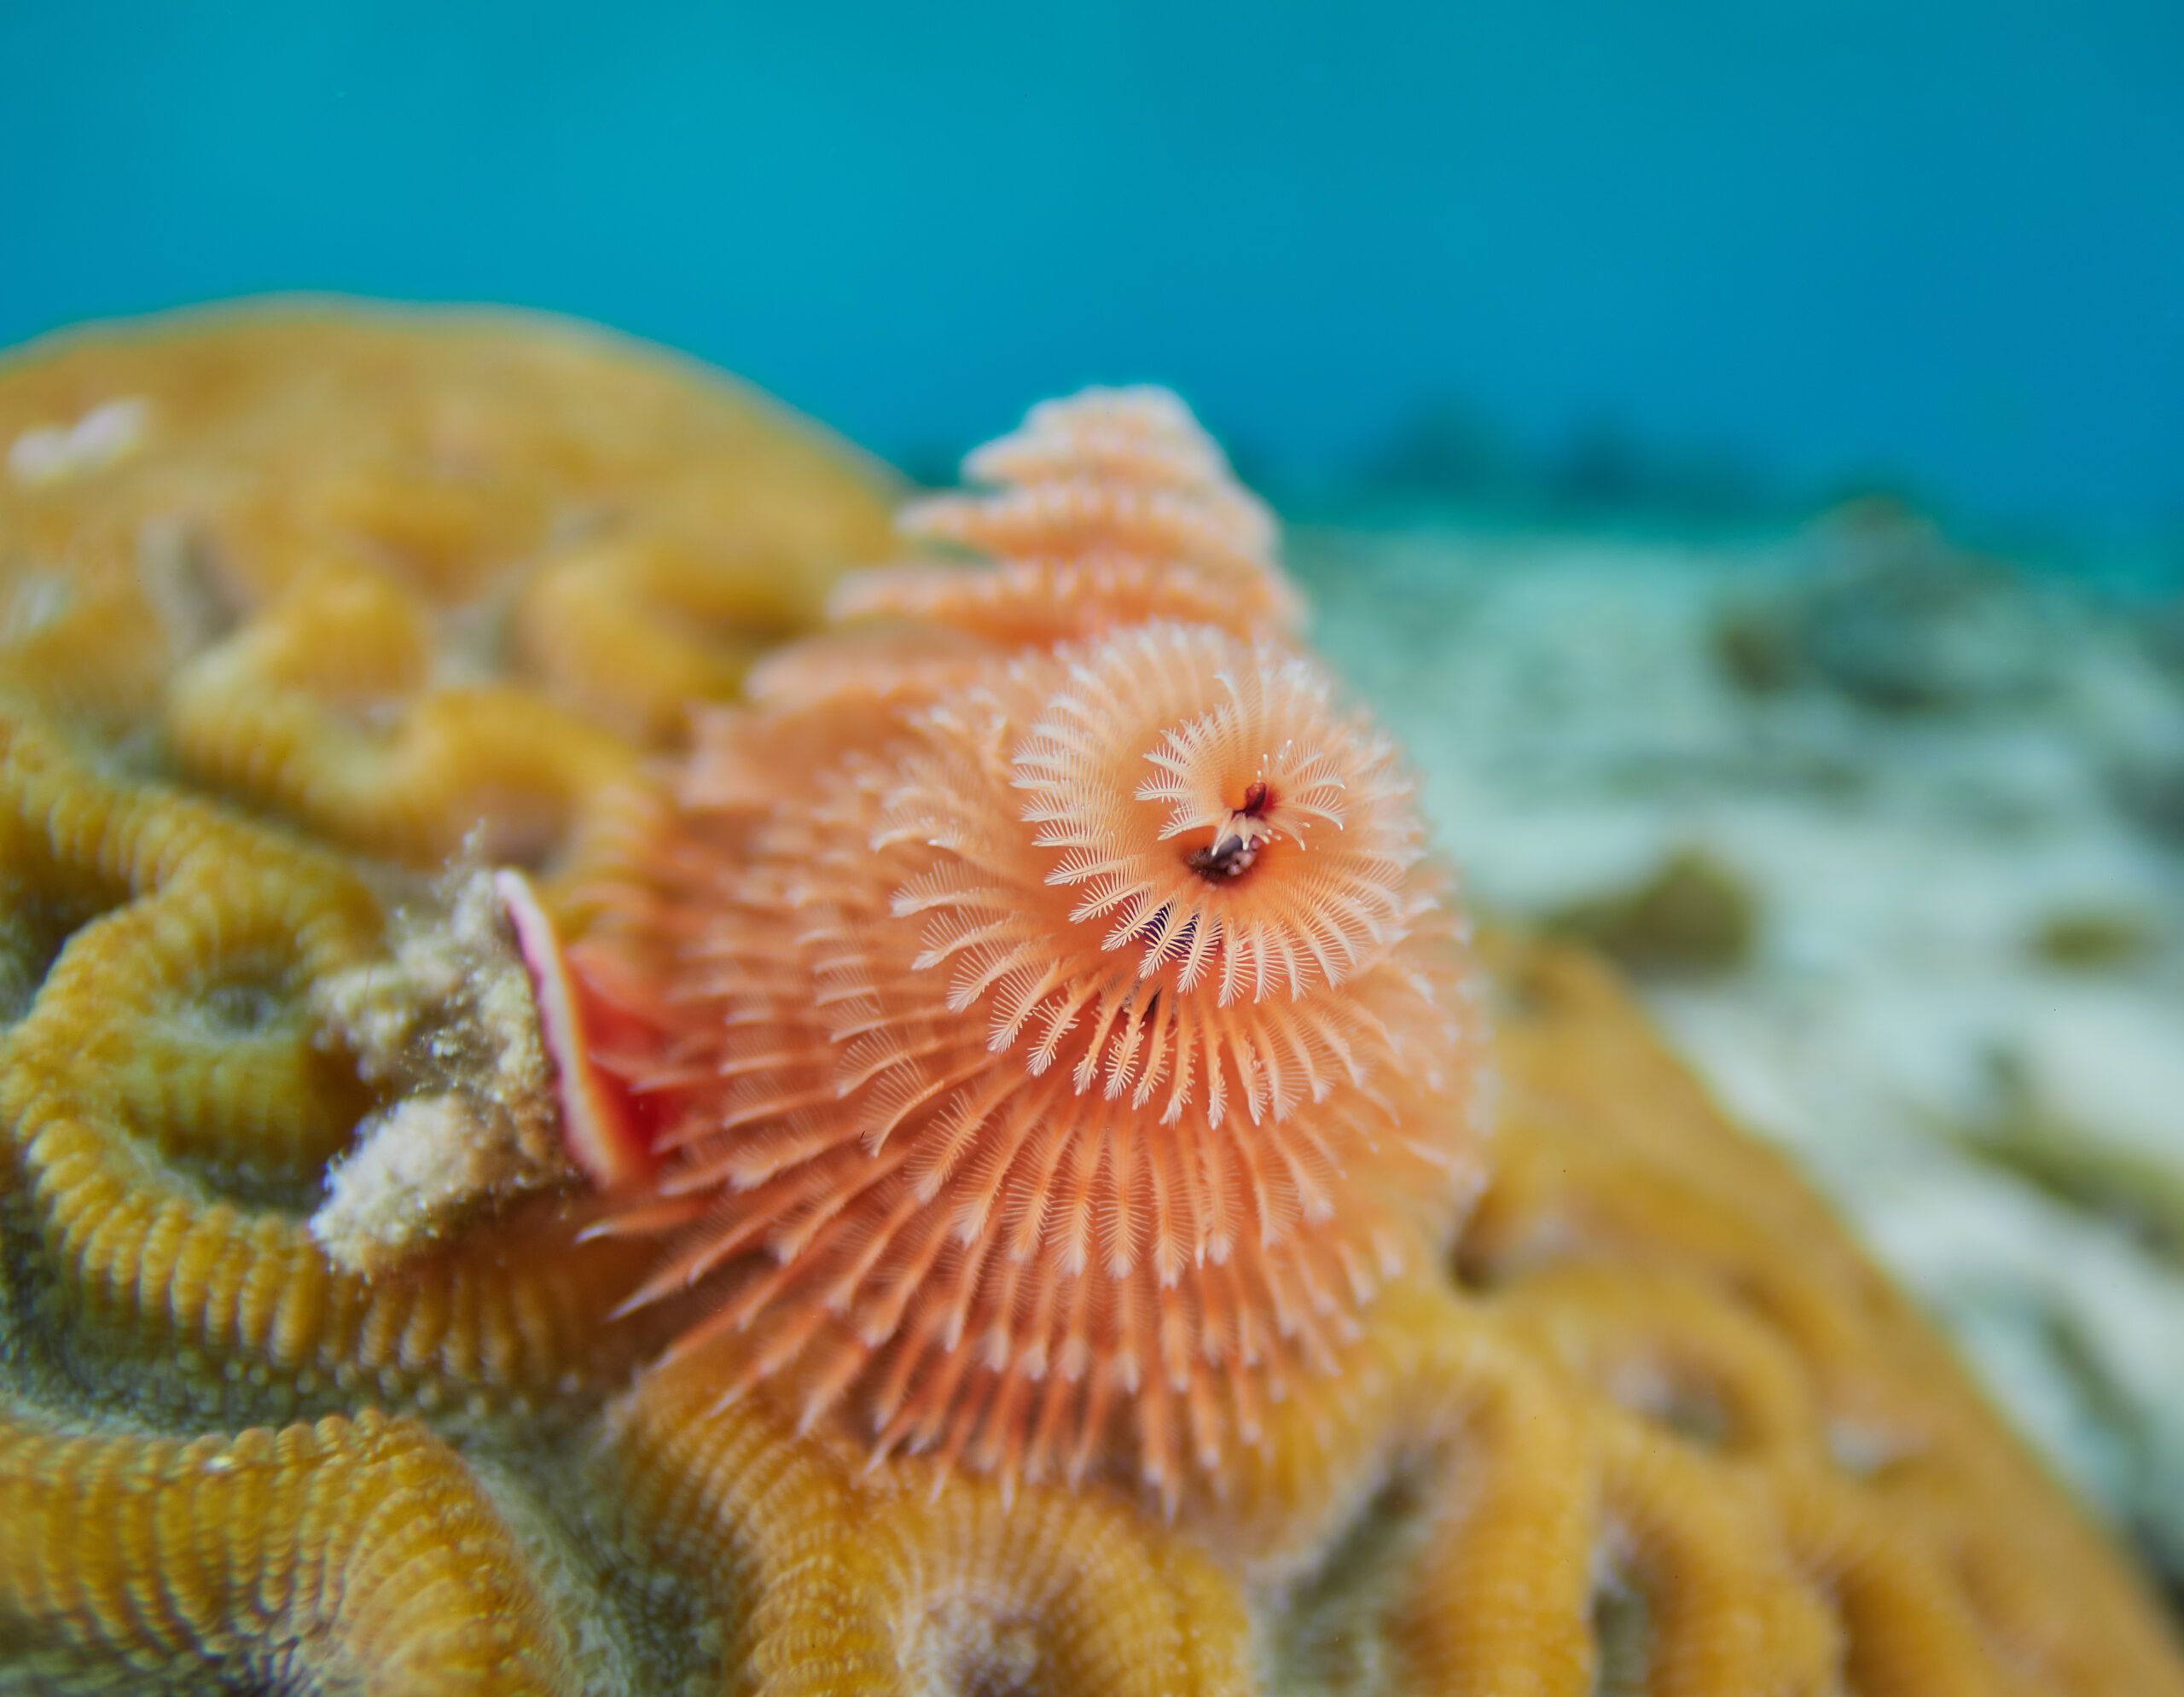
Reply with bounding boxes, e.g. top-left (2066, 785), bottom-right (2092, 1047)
top-left (0, 308), bottom-right (2178, 1694)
